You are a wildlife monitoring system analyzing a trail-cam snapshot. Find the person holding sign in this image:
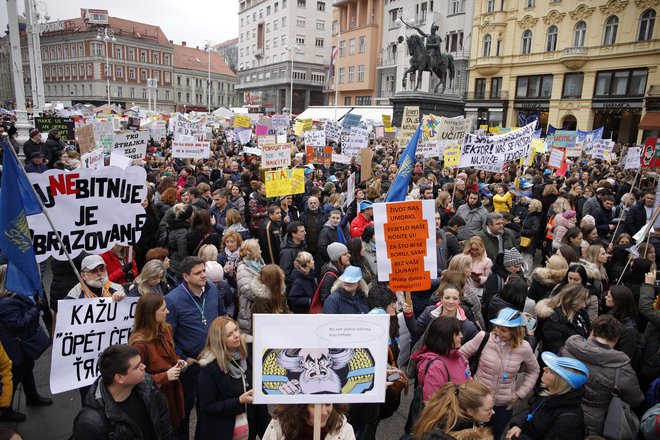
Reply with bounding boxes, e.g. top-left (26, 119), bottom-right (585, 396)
top-left (66, 255), bottom-right (126, 301)
top-left (263, 403), bottom-right (354, 440)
